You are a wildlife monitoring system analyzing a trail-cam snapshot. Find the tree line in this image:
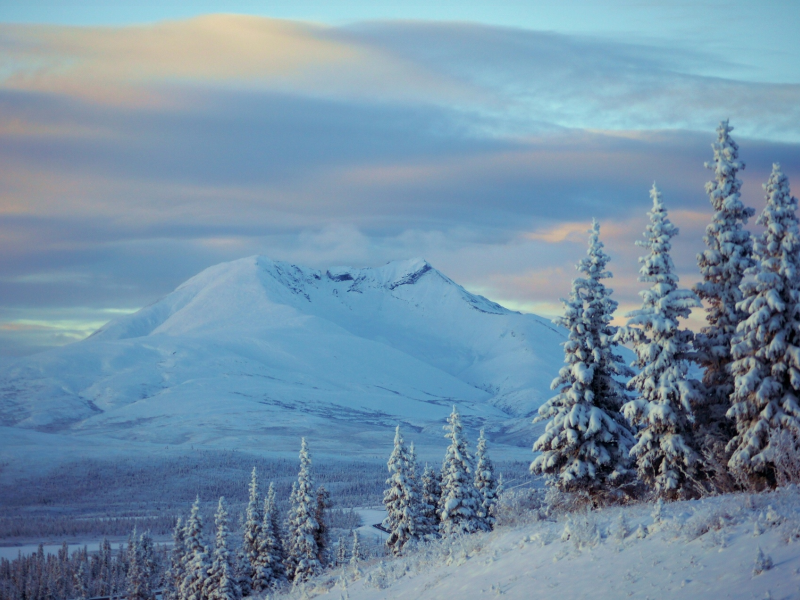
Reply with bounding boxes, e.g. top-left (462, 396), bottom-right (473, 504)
top-left (0, 532), bottom-right (166, 600)
top-left (532, 120), bottom-right (800, 501)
